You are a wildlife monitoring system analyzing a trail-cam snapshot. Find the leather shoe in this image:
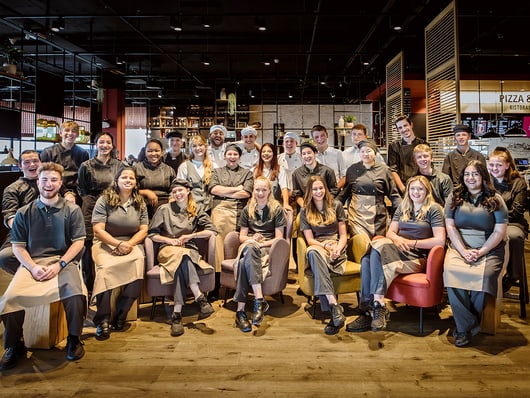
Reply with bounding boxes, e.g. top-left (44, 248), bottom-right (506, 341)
top-left (324, 319), bottom-right (341, 335)
top-left (235, 311), bottom-right (252, 333)
top-left (0, 341), bottom-right (27, 370)
top-left (330, 304), bottom-right (345, 327)
top-left (196, 294), bottom-right (215, 319)
top-left (66, 336), bottom-right (85, 361)
top-left (251, 299), bottom-right (269, 325)
top-left (95, 322), bottom-right (110, 340)
top-left (346, 313), bottom-right (372, 332)
top-left (170, 313), bottom-right (184, 337)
